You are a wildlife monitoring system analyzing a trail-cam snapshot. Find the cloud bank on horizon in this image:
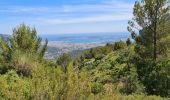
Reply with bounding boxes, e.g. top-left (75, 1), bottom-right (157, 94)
top-left (0, 0), bottom-right (135, 34)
